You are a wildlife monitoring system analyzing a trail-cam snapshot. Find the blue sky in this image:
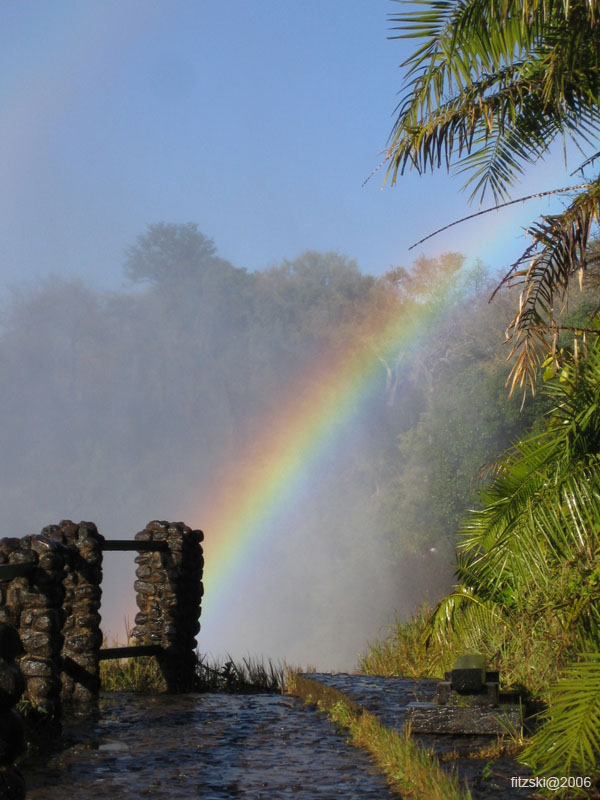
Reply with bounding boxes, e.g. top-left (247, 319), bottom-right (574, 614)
top-left (0, 0), bottom-right (586, 294)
